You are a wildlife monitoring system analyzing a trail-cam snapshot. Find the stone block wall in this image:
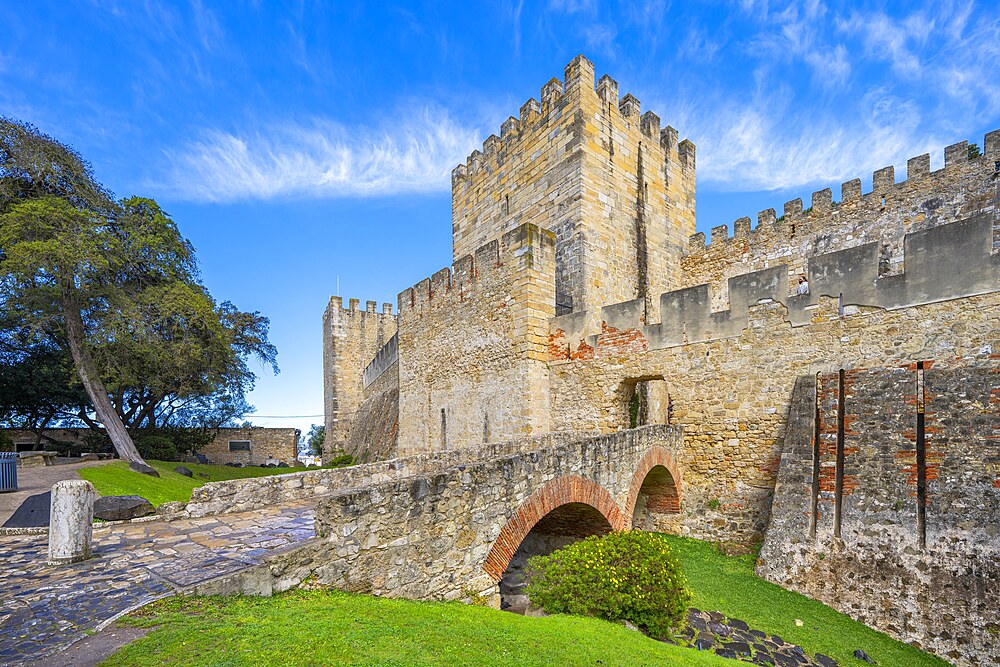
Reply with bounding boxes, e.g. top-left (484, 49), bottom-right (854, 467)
top-left (323, 298), bottom-right (397, 462)
top-left (451, 55), bottom-right (695, 321)
top-left (758, 366), bottom-right (1000, 667)
top-left (395, 222), bottom-right (556, 456)
top-left (199, 427), bottom-right (299, 466)
top-left (547, 288), bottom-right (1000, 545)
top-left (308, 426), bottom-right (682, 603)
top-left (346, 352), bottom-right (399, 463)
top-left (681, 130), bottom-right (1000, 304)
